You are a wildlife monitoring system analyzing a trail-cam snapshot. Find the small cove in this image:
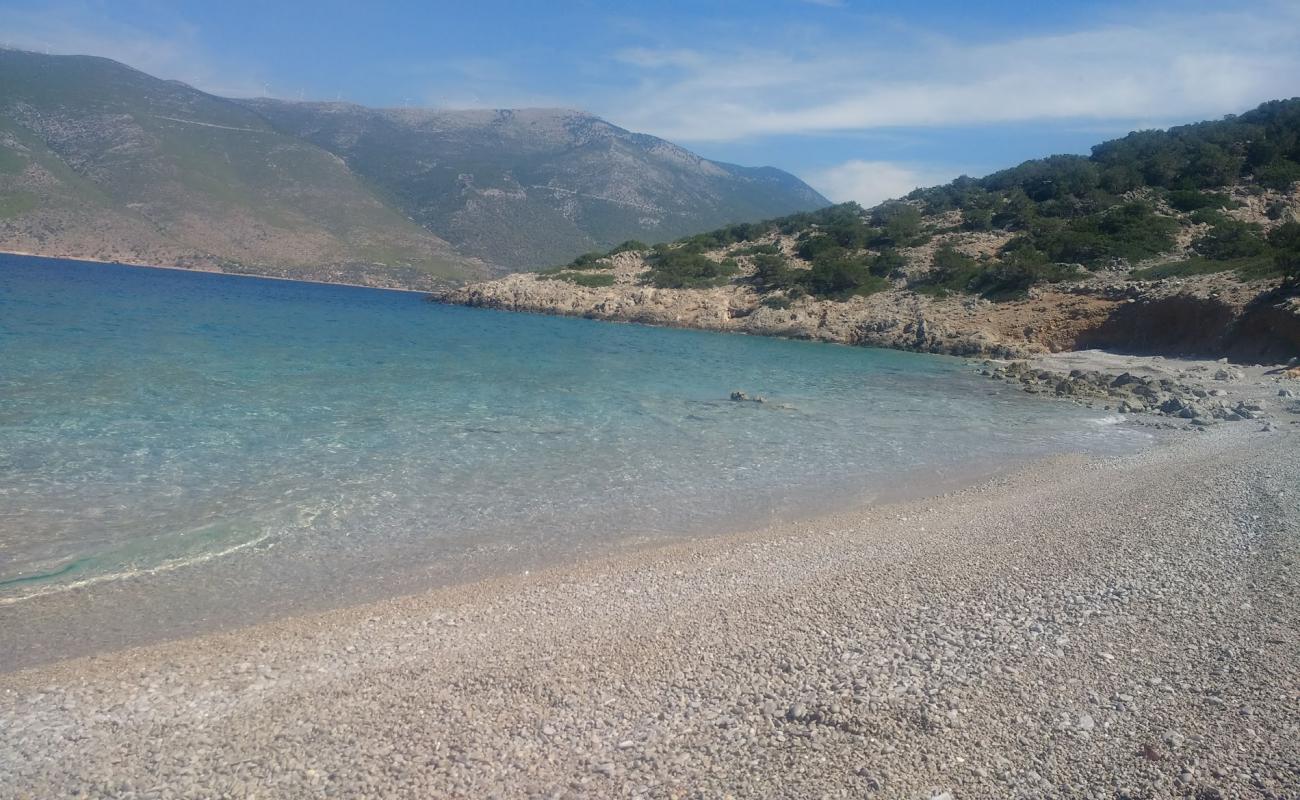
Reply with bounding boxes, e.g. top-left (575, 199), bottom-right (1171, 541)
top-left (0, 255), bottom-right (1153, 667)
